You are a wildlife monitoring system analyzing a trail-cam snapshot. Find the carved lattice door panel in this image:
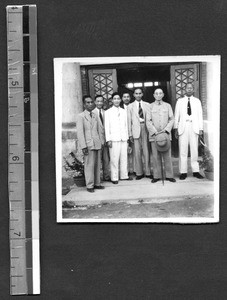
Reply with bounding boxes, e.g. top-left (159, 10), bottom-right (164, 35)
top-left (88, 69), bottom-right (118, 101)
top-left (170, 64), bottom-right (200, 110)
